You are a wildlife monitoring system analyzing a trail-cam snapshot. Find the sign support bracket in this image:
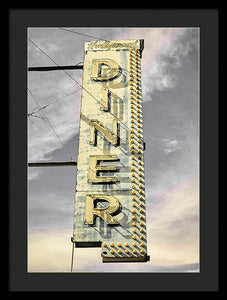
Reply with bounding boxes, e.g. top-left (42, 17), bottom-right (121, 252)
top-left (28, 161), bottom-right (77, 167)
